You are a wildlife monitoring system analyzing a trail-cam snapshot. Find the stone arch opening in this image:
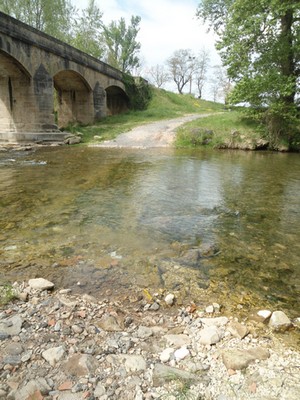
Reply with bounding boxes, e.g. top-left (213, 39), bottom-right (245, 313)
top-left (53, 70), bottom-right (93, 128)
top-left (105, 85), bottom-right (129, 115)
top-left (0, 50), bottom-right (31, 137)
